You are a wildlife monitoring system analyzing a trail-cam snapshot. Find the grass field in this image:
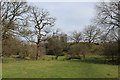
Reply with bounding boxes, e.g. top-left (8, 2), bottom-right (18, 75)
top-left (2, 56), bottom-right (118, 78)
top-left (0, 61), bottom-right (2, 79)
